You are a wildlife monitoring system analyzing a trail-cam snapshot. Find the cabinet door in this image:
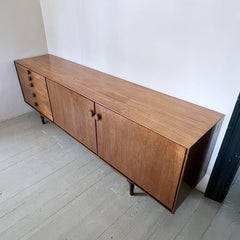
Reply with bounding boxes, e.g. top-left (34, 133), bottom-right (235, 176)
top-left (95, 104), bottom-right (186, 209)
top-left (47, 80), bottom-right (97, 153)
